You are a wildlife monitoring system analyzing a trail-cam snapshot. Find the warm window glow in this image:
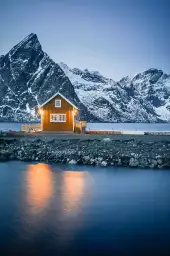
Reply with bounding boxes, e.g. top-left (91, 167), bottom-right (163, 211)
top-left (50, 114), bottom-right (66, 122)
top-left (73, 109), bottom-right (78, 116)
top-left (26, 163), bottom-right (53, 214)
top-left (39, 108), bottom-right (43, 115)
